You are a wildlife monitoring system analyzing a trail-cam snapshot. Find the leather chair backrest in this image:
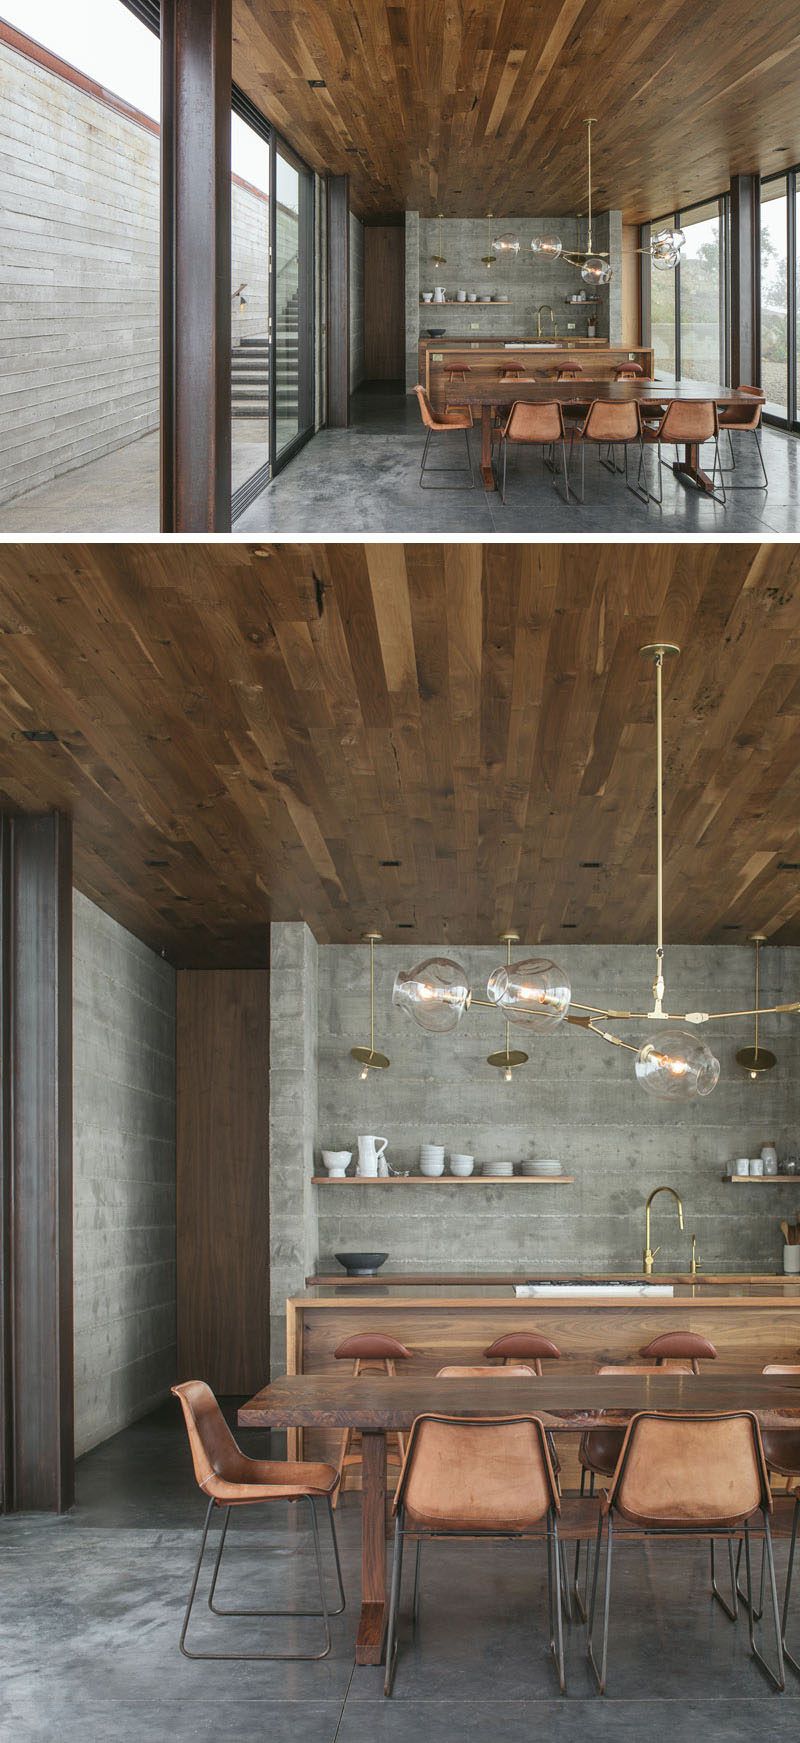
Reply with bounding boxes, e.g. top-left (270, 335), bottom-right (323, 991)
top-left (173, 1380), bottom-right (250, 1490)
top-left (414, 385), bottom-right (439, 430)
top-left (504, 400), bottom-right (565, 442)
top-left (396, 1413), bottom-right (559, 1532)
top-left (608, 1411), bottom-right (769, 1528)
top-left (656, 400), bottom-right (717, 443)
top-left (581, 399), bottom-right (641, 442)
